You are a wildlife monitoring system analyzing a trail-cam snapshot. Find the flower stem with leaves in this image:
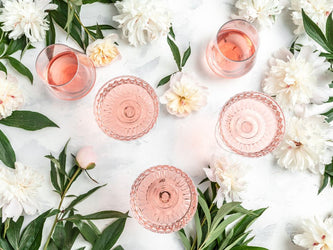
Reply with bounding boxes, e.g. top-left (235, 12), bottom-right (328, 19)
top-left (157, 26), bottom-right (191, 87)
